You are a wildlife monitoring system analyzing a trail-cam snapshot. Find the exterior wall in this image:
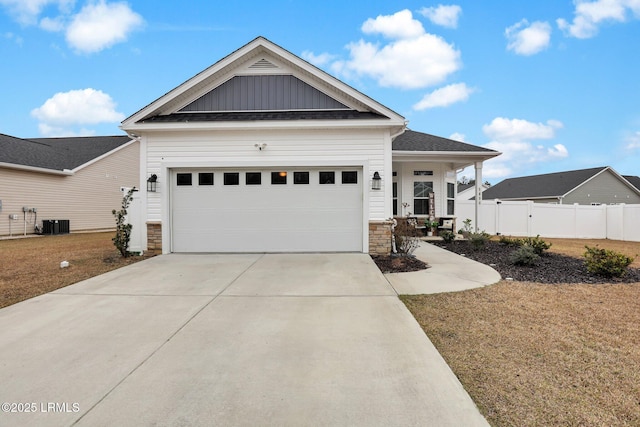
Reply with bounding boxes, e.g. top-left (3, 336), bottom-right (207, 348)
top-left (0, 141), bottom-right (139, 236)
top-left (392, 161), bottom-right (457, 219)
top-left (368, 220), bottom-right (392, 255)
top-left (142, 128), bottom-right (389, 252)
top-left (564, 170), bottom-right (640, 205)
top-left (146, 222), bottom-right (162, 252)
